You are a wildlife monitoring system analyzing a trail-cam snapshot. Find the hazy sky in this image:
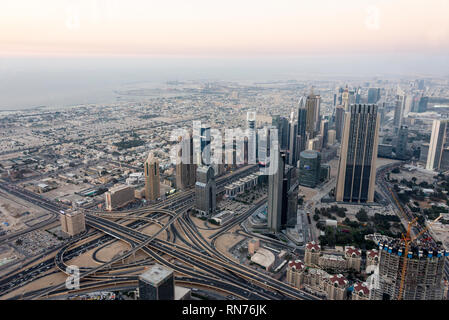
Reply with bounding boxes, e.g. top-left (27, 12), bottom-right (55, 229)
top-left (1, 0), bottom-right (449, 56)
top-left (1, 1), bottom-right (448, 109)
